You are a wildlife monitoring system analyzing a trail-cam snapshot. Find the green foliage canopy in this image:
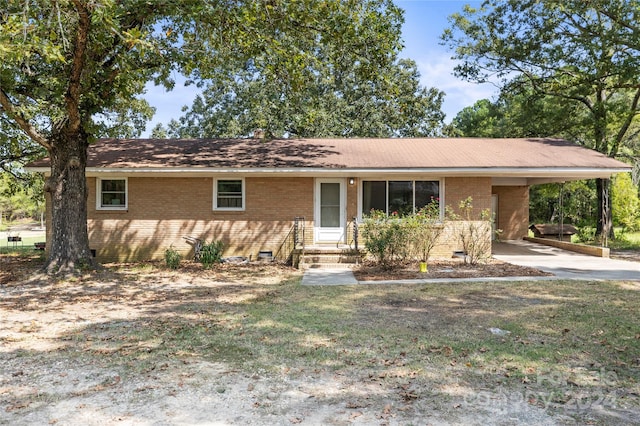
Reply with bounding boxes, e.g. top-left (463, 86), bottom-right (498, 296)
top-left (161, 2), bottom-right (445, 139)
top-left (165, 58), bottom-right (445, 139)
top-left (448, 79), bottom-right (585, 139)
top-left (0, 0), bottom-right (412, 271)
top-left (443, 0), bottom-right (640, 237)
top-left (443, 0), bottom-right (640, 158)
